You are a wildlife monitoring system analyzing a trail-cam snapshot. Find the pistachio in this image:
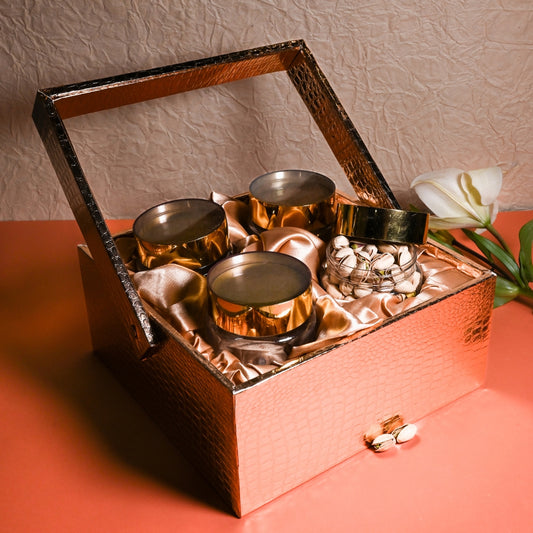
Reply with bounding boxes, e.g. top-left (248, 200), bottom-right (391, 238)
top-left (363, 244), bottom-right (378, 258)
top-left (363, 423), bottom-right (384, 444)
top-left (355, 250), bottom-right (372, 262)
top-left (394, 277), bottom-right (417, 294)
top-left (397, 245), bottom-right (409, 255)
top-left (398, 248), bottom-right (413, 266)
top-left (381, 413), bottom-right (404, 434)
top-left (338, 281), bottom-right (353, 297)
top-left (353, 287), bottom-right (373, 298)
top-left (324, 238), bottom-right (423, 299)
top-left (378, 280), bottom-right (395, 292)
top-left (373, 253), bottom-right (395, 270)
top-left (392, 423), bottom-right (417, 443)
top-left (334, 246), bottom-right (354, 260)
top-left (389, 264), bottom-right (404, 282)
top-left (351, 267), bottom-right (371, 283)
top-left (332, 235), bottom-right (350, 249)
top-left (338, 253), bottom-right (357, 276)
top-left (378, 243), bottom-right (398, 254)
top-left (371, 433), bottom-right (396, 452)
top-left (396, 270), bottom-right (422, 294)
